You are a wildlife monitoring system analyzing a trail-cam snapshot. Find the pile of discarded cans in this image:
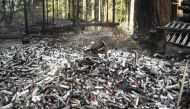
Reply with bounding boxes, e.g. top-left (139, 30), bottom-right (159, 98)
top-left (0, 39), bottom-right (189, 109)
